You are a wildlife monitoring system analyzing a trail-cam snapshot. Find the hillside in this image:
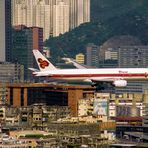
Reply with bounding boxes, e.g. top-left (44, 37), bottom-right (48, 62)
top-left (91, 0), bottom-right (148, 22)
top-left (45, 0), bottom-right (148, 62)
